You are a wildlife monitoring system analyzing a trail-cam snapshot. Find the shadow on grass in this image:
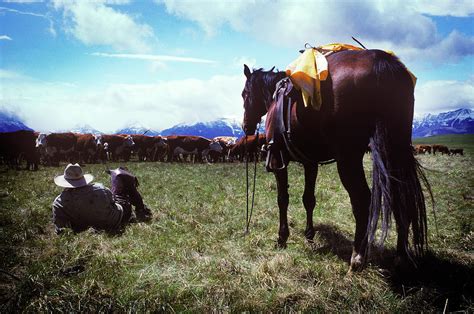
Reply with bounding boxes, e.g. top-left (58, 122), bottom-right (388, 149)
top-left (312, 223), bottom-right (473, 311)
